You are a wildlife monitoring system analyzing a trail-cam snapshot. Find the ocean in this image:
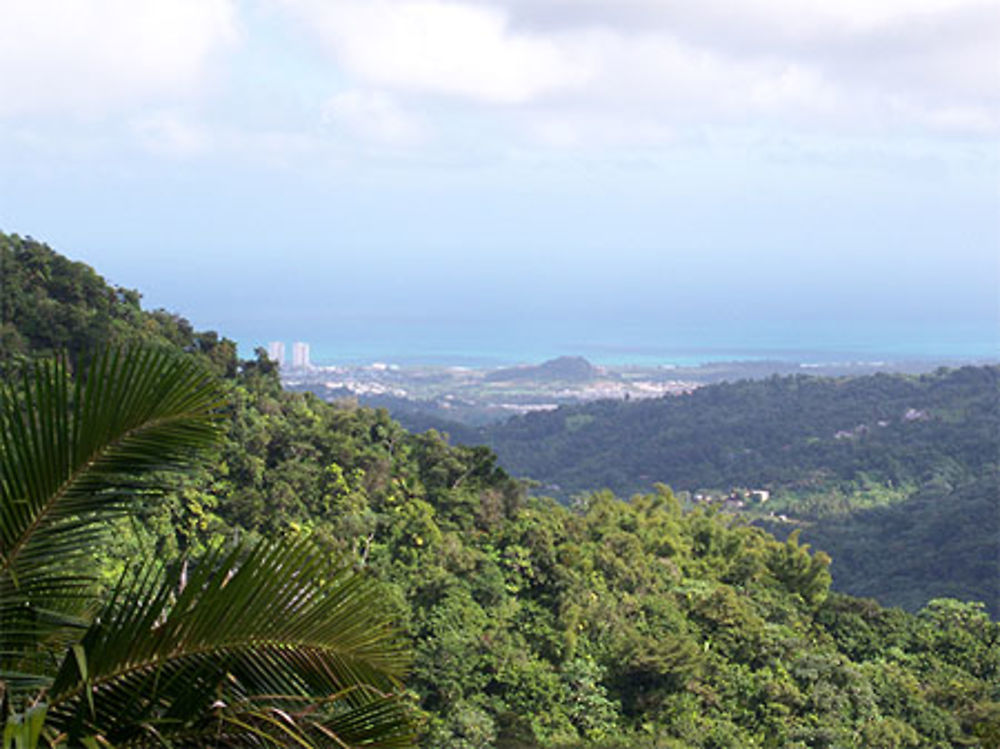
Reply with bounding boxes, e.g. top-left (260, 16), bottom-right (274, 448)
top-left (236, 316), bottom-right (999, 368)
